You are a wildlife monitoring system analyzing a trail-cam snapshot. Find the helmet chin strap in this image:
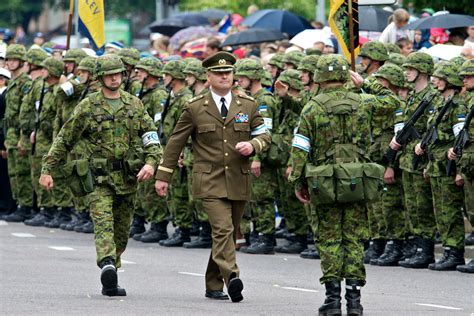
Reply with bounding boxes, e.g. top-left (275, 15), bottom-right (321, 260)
top-left (100, 77), bottom-right (121, 91)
